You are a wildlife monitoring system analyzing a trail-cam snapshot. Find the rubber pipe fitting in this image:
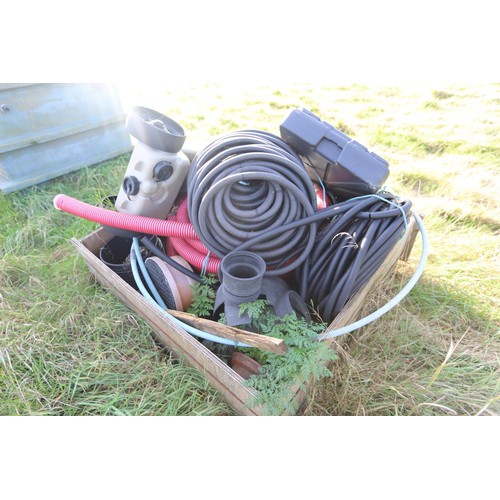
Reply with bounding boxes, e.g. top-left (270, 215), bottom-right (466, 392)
top-left (126, 106), bottom-right (186, 153)
top-left (214, 251), bottom-right (311, 327)
top-left (145, 256), bottom-right (196, 311)
top-left (218, 251), bottom-right (266, 305)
